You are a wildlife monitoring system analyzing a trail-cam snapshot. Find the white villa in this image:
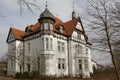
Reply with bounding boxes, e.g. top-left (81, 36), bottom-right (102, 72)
top-left (6, 6), bottom-right (93, 78)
